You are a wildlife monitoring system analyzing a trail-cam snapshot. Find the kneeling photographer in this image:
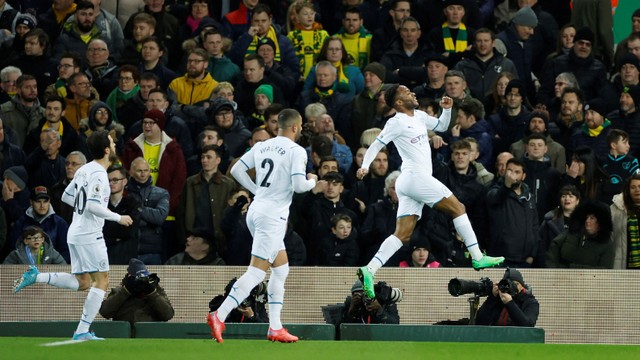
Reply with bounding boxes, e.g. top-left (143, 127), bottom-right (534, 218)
top-left (208, 277), bottom-right (268, 323)
top-left (99, 258), bottom-right (174, 325)
top-left (474, 268), bottom-right (539, 327)
top-left (341, 280), bottom-right (402, 324)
